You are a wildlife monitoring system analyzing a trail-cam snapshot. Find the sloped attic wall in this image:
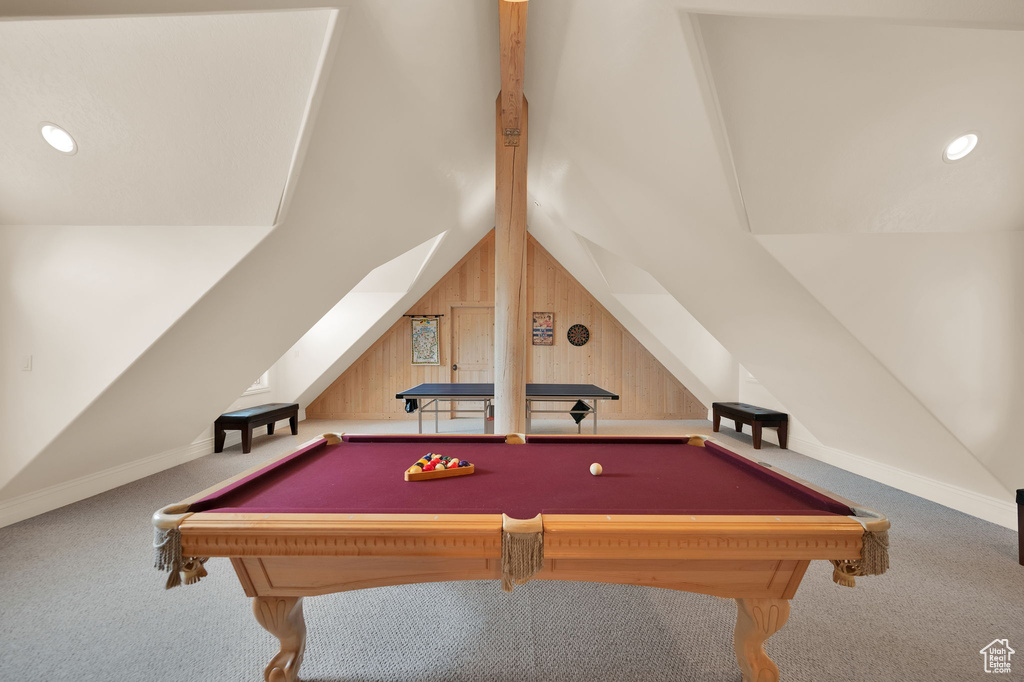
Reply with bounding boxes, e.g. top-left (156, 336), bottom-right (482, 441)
top-left (692, 14), bottom-right (1024, 524)
top-left (575, 234), bottom-right (737, 409)
top-left (307, 231), bottom-right (706, 420)
top-left (523, 220), bottom-right (738, 411)
top-left (270, 233), bottom-right (445, 409)
top-left (188, 231), bottom-right (458, 454)
top-left (760, 233), bottom-right (1024, 506)
top-left (521, 2), bottom-right (1012, 526)
top-left (0, 11), bottom-right (333, 226)
top-left (0, 9), bottom-right (337, 515)
top-left (4, 0), bottom-right (1019, 535)
top-left (0, 224), bottom-right (271, 485)
top-left (0, 3), bottom-right (502, 523)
